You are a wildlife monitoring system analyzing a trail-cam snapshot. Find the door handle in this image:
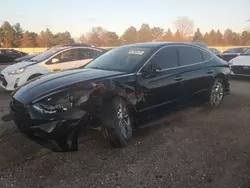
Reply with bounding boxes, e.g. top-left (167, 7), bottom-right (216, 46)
top-left (207, 69), bottom-right (214, 74)
top-left (174, 75), bottom-right (184, 81)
